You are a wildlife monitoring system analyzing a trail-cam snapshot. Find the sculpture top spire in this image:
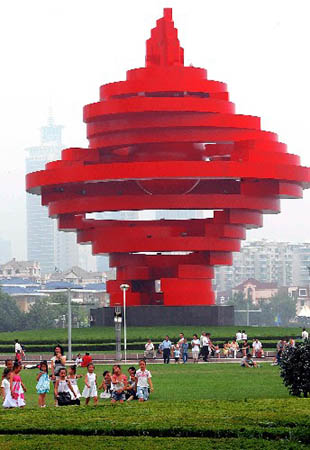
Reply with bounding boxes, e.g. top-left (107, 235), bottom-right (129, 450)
top-left (146, 8), bottom-right (184, 67)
